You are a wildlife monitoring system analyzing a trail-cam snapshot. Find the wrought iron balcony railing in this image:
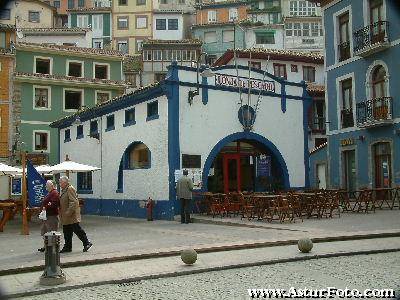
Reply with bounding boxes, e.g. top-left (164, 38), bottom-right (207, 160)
top-left (341, 108), bottom-right (354, 128)
top-left (356, 96), bottom-right (393, 127)
top-left (338, 41), bottom-right (351, 62)
top-left (353, 21), bottom-right (389, 55)
top-left (311, 116), bottom-right (326, 132)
